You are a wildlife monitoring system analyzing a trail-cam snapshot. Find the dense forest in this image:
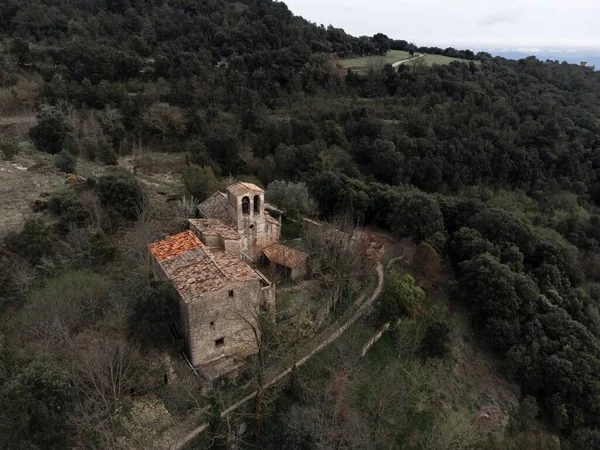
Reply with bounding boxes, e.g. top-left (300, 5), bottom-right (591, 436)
top-left (2, 0), bottom-right (600, 449)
